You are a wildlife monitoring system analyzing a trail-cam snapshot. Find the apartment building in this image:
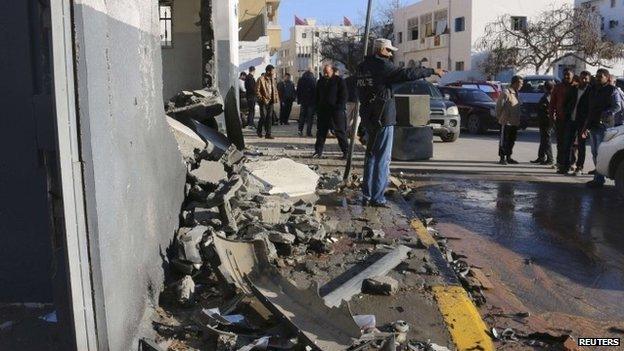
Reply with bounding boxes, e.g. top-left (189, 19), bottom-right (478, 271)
top-left (239, 0), bottom-right (282, 53)
top-left (276, 19), bottom-right (357, 81)
top-left (393, 0), bottom-right (572, 83)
